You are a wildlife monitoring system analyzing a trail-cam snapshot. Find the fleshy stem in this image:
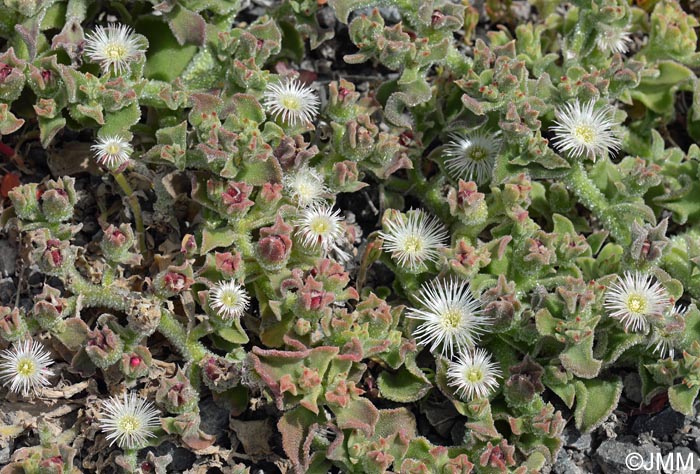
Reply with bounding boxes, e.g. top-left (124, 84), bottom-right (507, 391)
top-left (64, 268), bottom-right (209, 363)
top-left (113, 172), bottom-right (147, 256)
top-left (562, 162), bottom-right (629, 244)
top-left (158, 309), bottom-right (208, 362)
